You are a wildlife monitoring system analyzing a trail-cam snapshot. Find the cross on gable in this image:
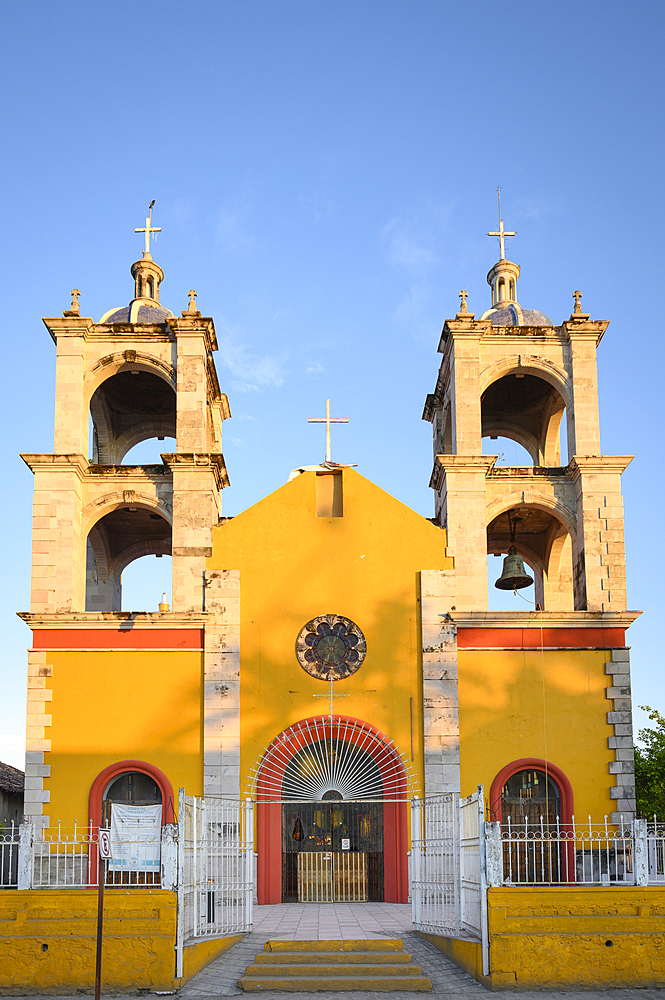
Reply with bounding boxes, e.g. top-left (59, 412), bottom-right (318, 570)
top-left (134, 201), bottom-right (162, 255)
top-left (308, 399), bottom-right (349, 462)
top-left (573, 289), bottom-right (583, 313)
